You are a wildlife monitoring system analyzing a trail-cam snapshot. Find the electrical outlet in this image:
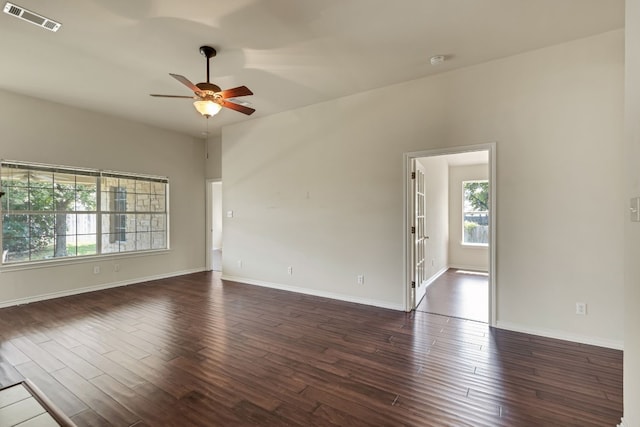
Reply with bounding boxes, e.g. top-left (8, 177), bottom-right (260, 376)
top-left (237, 259), bottom-right (242, 268)
top-left (93, 265), bottom-right (100, 275)
top-left (357, 275), bottom-right (364, 285)
top-left (287, 266), bottom-right (293, 275)
top-left (114, 263), bottom-right (120, 272)
top-left (575, 302), bottom-right (587, 315)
